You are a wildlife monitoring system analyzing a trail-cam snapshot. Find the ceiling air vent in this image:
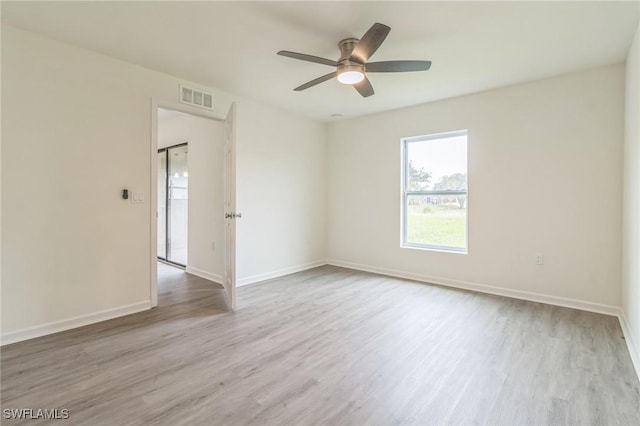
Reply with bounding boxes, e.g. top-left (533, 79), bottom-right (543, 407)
top-left (179, 85), bottom-right (213, 110)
